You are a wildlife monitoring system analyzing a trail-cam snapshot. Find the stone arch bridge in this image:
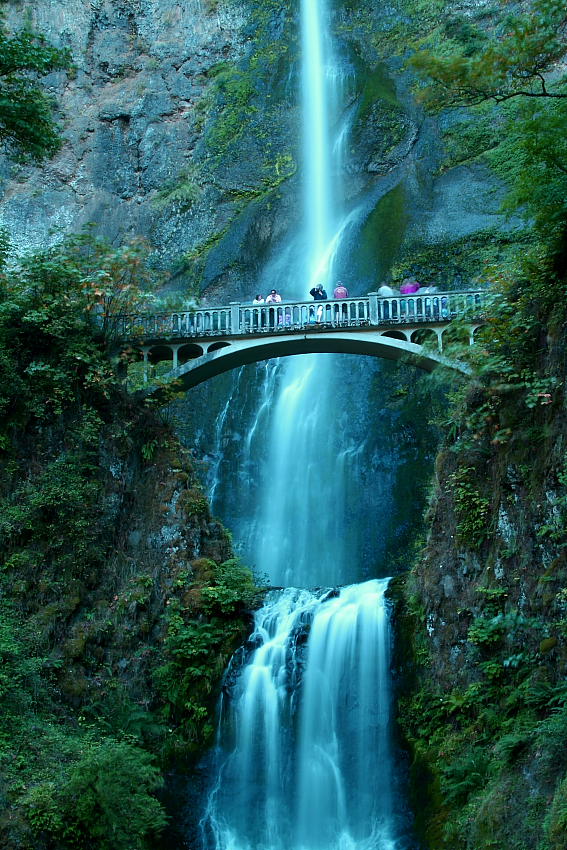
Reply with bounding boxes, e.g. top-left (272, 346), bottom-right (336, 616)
top-left (115, 290), bottom-right (487, 393)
